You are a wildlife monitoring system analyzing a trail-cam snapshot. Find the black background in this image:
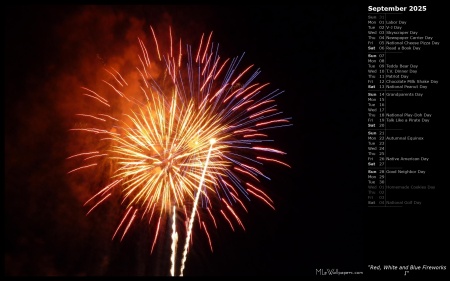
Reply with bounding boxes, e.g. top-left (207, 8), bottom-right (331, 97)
top-left (4, 4), bottom-right (446, 277)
